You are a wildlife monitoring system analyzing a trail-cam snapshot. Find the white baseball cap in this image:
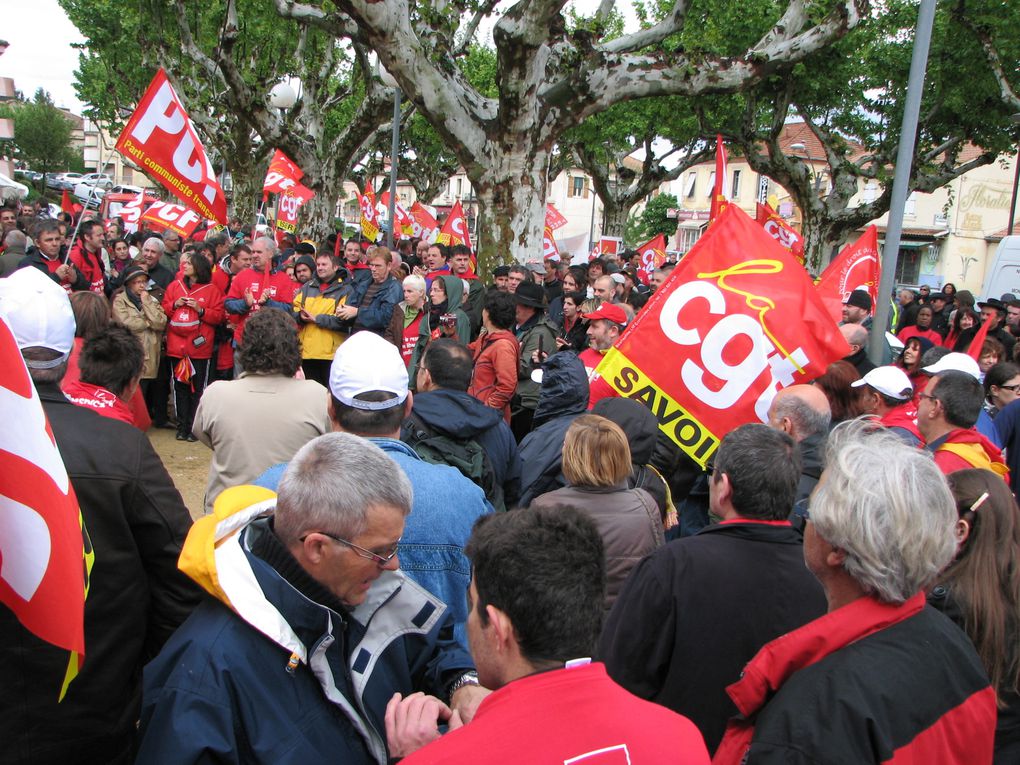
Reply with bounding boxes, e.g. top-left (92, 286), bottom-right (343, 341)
top-left (922, 352), bottom-right (981, 381)
top-left (0, 267), bottom-right (76, 365)
top-left (329, 330), bottom-right (409, 410)
top-left (851, 366), bottom-right (913, 401)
